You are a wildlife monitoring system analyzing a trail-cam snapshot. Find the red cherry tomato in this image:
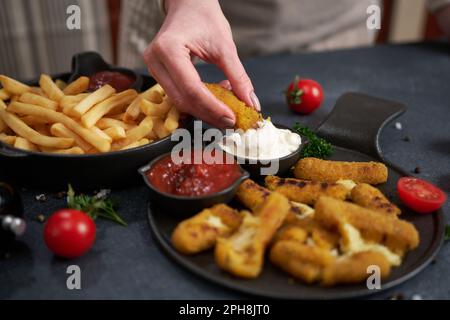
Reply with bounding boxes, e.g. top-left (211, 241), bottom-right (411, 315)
top-left (397, 177), bottom-right (446, 214)
top-left (44, 209), bottom-right (96, 258)
top-left (286, 76), bottom-right (323, 114)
